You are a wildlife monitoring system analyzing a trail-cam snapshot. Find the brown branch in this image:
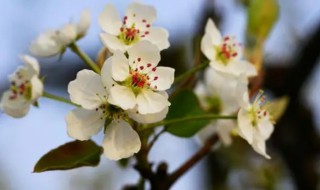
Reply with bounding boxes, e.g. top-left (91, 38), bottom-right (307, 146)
top-left (168, 134), bottom-right (219, 186)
